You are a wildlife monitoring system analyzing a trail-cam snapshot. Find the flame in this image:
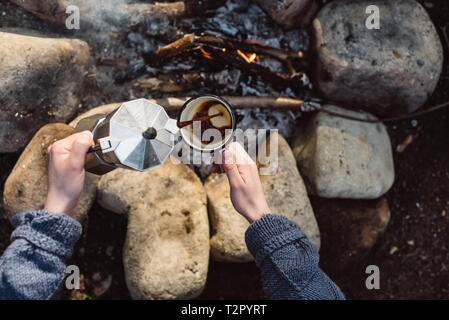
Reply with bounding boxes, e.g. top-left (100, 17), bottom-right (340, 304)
top-left (200, 47), bottom-right (213, 60)
top-left (236, 49), bottom-right (257, 63)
